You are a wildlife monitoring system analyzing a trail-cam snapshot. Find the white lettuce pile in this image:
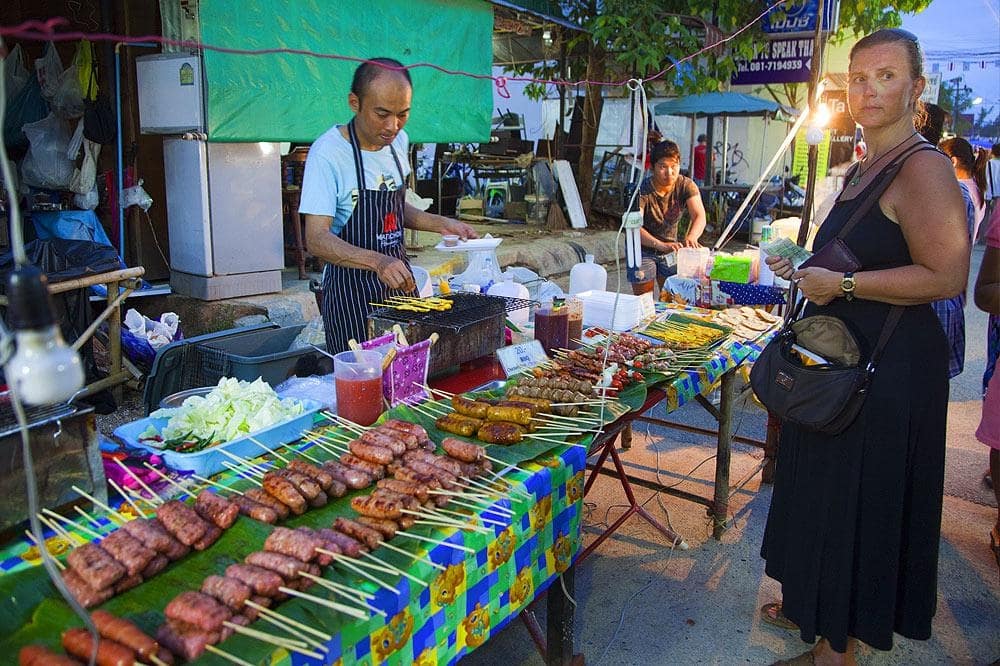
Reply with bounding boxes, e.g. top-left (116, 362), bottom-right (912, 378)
top-left (141, 377), bottom-right (305, 452)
